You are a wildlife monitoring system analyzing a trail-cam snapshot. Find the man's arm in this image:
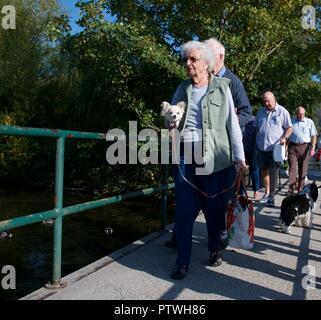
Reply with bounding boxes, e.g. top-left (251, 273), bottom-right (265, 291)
top-left (280, 127), bottom-right (293, 145)
top-left (224, 69), bottom-right (252, 132)
top-left (226, 87), bottom-right (247, 172)
top-left (310, 135), bottom-right (317, 157)
top-left (309, 119), bottom-right (318, 157)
